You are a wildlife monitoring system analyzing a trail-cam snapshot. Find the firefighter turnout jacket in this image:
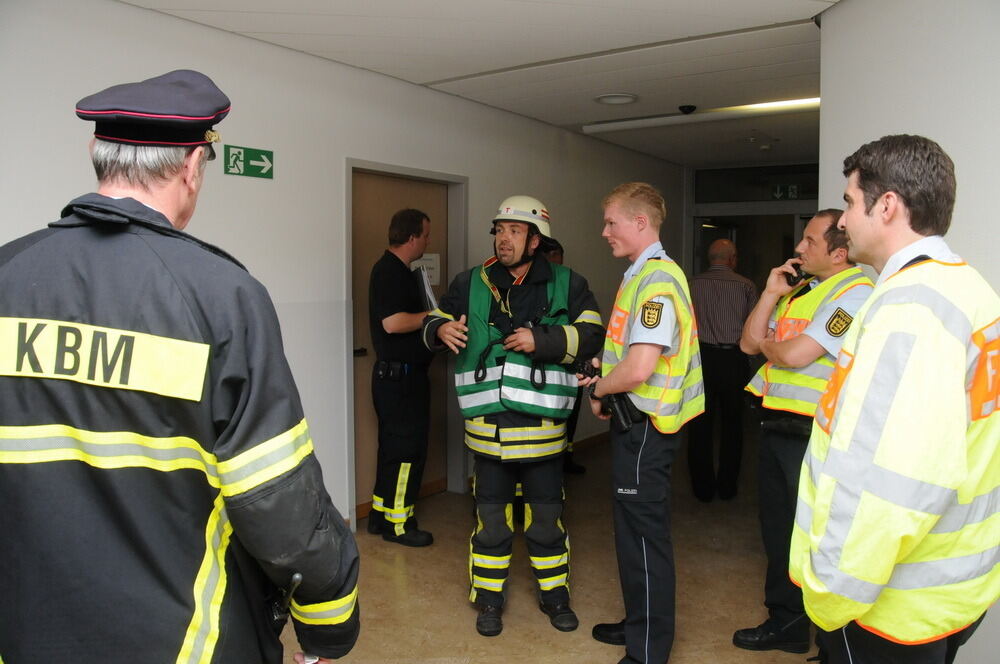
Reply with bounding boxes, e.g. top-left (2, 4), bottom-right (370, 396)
top-left (790, 250), bottom-right (1000, 644)
top-left (0, 195), bottom-right (359, 664)
top-left (423, 255), bottom-right (603, 461)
